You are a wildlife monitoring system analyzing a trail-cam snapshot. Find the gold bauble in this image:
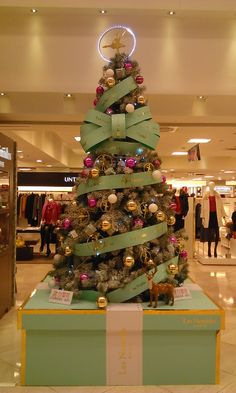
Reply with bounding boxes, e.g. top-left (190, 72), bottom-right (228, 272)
top-left (124, 255), bottom-right (135, 268)
top-left (146, 258), bottom-right (155, 267)
top-left (167, 263), bottom-right (178, 275)
top-left (167, 215), bottom-right (176, 226)
top-left (101, 220), bottom-right (111, 231)
top-left (127, 200), bottom-right (137, 211)
top-left (137, 95), bottom-right (145, 104)
top-left (90, 168), bottom-right (100, 178)
top-left (156, 210), bottom-right (166, 222)
top-left (106, 77), bottom-right (116, 87)
top-left (97, 296), bottom-right (108, 309)
top-left (64, 246), bottom-right (72, 256)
